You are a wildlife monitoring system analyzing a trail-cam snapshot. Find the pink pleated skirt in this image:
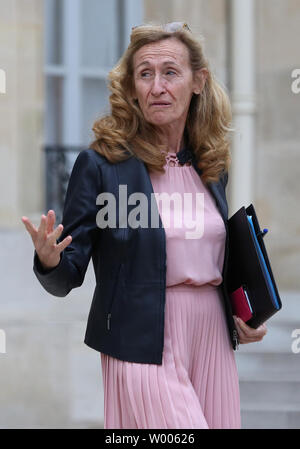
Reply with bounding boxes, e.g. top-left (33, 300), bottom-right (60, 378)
top-left (100, 283), bottom-right (241, 429)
